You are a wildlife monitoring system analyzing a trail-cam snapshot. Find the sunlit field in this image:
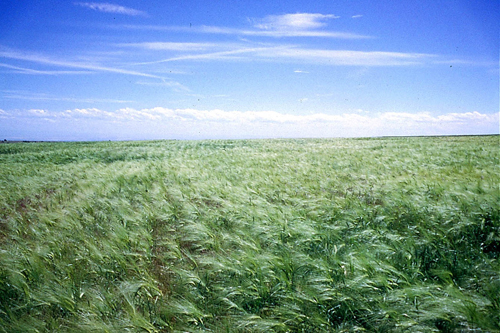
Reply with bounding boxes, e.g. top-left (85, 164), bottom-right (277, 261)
top-left (0, 136), bottom-right (498, 332)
